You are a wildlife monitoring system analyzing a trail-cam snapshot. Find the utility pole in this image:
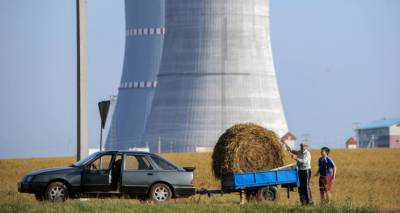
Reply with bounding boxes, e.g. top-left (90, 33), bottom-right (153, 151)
top-left (352, 122), bottom-right (361, 147)
top-left (76, 0), bottom-right (89, 161)
top-left (158, 136), bottom-right (161, 153)
top-left (368, 135), bottom-right (376, 148)
top-left (302, 133), bottom-right (310, 144)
